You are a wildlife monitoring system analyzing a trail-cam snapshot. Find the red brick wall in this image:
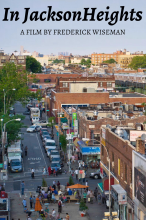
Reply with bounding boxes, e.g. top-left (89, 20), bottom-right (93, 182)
top-left (101, 128), bottom-right (134, 199)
